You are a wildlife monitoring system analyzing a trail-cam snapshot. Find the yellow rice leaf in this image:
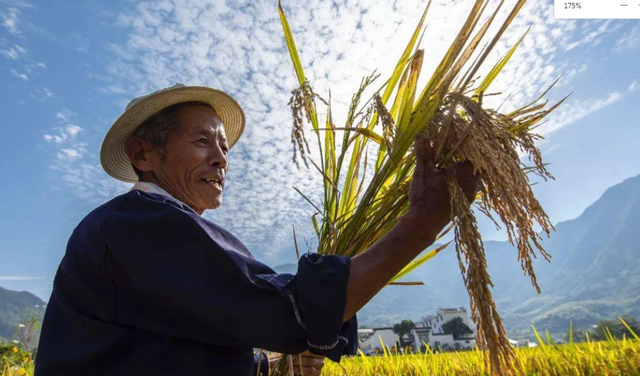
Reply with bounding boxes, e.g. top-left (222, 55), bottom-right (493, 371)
top-left (380, 0), bottom-right (431, 104)
top-left (459, 0), bottom-right (528, 90)
top-left (474, 26), bottom-right (529, 97)
top-left (511, 94), bottom-right (570, 132)
top-left (416, 0), bottom-right (488, 104)
top-left (324, 103), bottom-right (337, 220)
top-left (364, 1), bottom-right (431, 133)
top-left (278, 0), bottom-right (321, 133)
top-left (278, 1), bottom-right (305, 86)
top-left (389, 241), bottom-right (451, 283)
top-left (508, 75), bottom-right (563, 117)
top-left (392, 49), bottom-right (424, 166)
top-left (532, 325), bottom-right (546, 348)
top-left (320, 127), bottom-right (383, 145)
top-left (338, 136), bottom-right (363, 219)
top-left (454, 1), bottom-right (506, 91)
top-left (619, 316), bottom-right (640, 341)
